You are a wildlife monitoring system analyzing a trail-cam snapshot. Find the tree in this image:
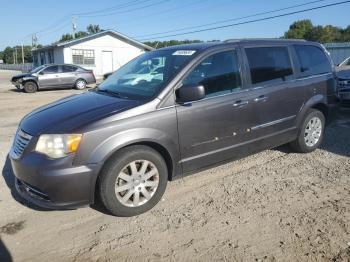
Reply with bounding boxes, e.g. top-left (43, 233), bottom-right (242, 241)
top-left (2, 47), bottom-right (14, 64)
top-left (340, 25), bottom-right (350, 42)
top-left (305, 25), bottom-right (342, 43)
top-left (59, 25), bottom-right (102, 42)
top-left (60, 33), bottom-right (74, 42)
top-left (75, 31), bottom-right (89, 38)
top-left (284, 19), bottom-right (313, 39)
top-left (87, 24), bottom-right (102, 34)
